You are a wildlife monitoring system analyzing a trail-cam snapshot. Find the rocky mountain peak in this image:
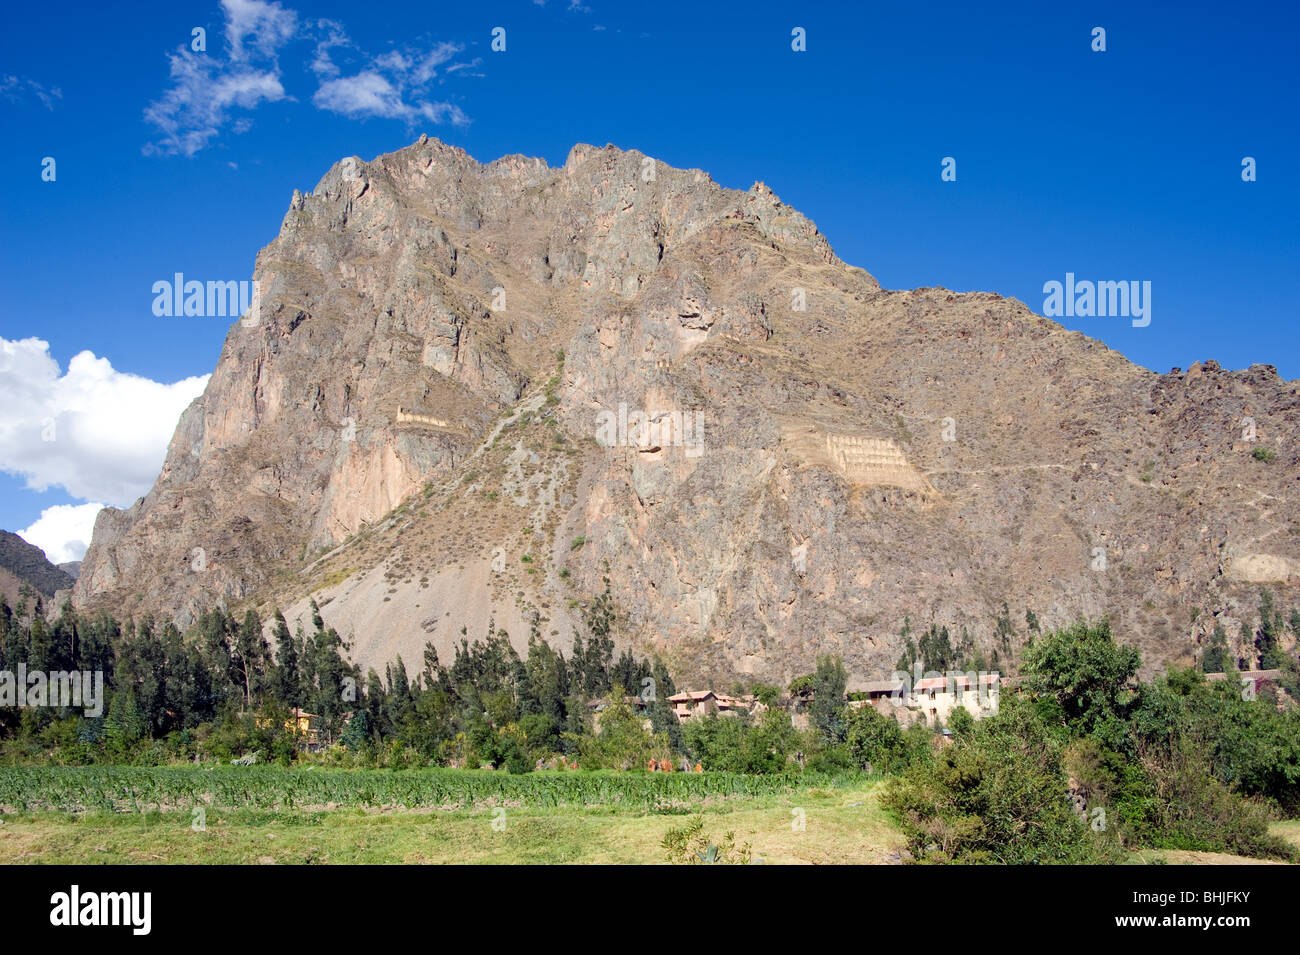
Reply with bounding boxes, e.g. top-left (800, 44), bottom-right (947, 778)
top-left (73, 138), bottom-right (1300, 684)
